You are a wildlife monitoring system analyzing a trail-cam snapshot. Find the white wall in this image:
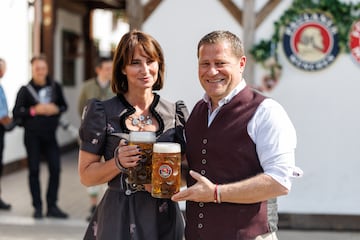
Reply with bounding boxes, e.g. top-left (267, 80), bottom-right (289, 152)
top-left (0, 0), bottom-right (30, 162)
top-left (256, 1), bottom-right (360, 215)
top-left (273, 49), bottom-right (360, 215)
top-left (143, 0), bottom-right (242, 110)
top-left (143, 0), bottom-right (360, 215)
